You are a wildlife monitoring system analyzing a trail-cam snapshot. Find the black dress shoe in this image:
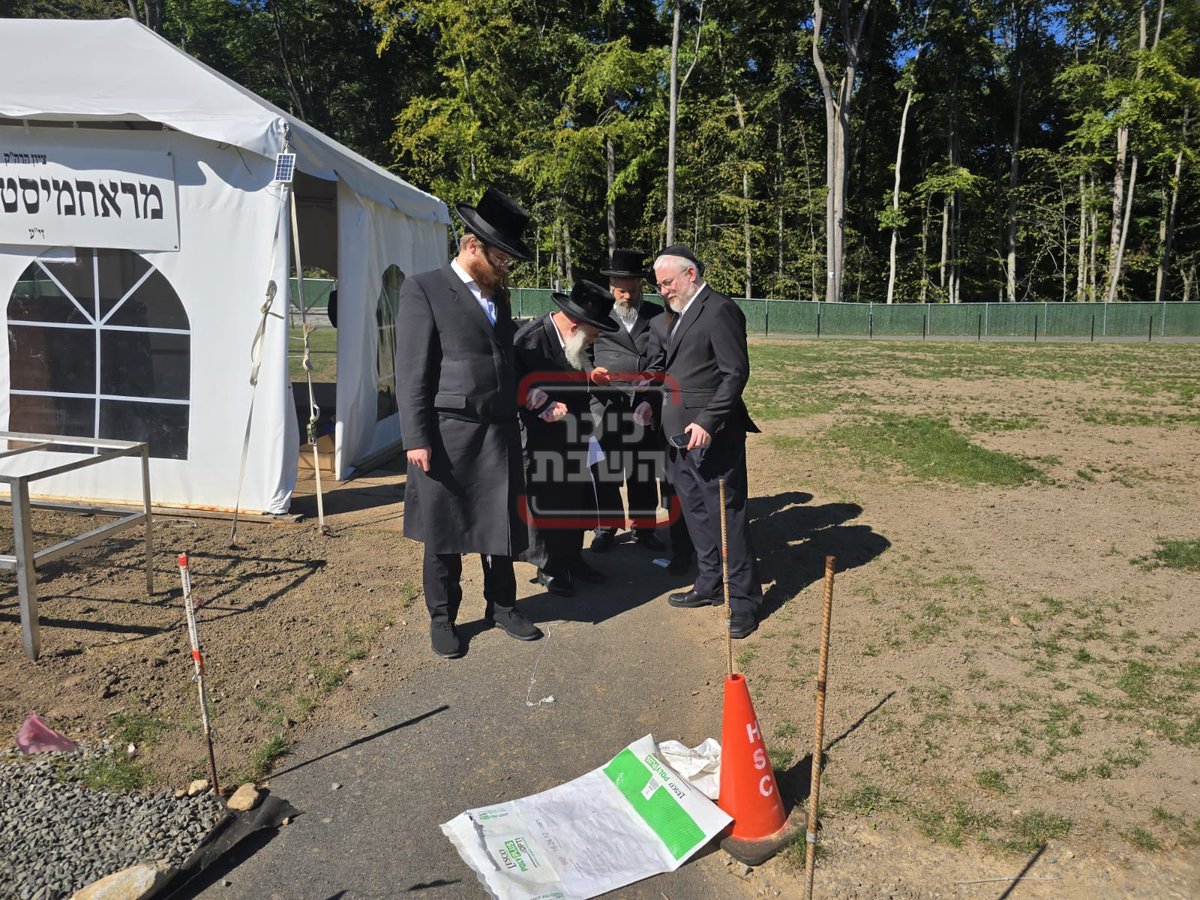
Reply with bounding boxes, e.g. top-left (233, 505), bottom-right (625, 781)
top-left (534, 569), bottom-right (575, 597)
top-left (571, 560), bottom-right (606, 584)
top-left (668, 588), bottom-right (721, 608)
top-left (590, 530), bottom-right (616, 553)
top-left (668, 553), bottom-right (695, 575)
top-left (430, 621), bottom-right (463, 658)
top-left (486, 608), bottom-right (544, 641)
top-left (729, 614), bottom-right (757, 639)
top-left (634, 531), bottom-right (667, 552)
